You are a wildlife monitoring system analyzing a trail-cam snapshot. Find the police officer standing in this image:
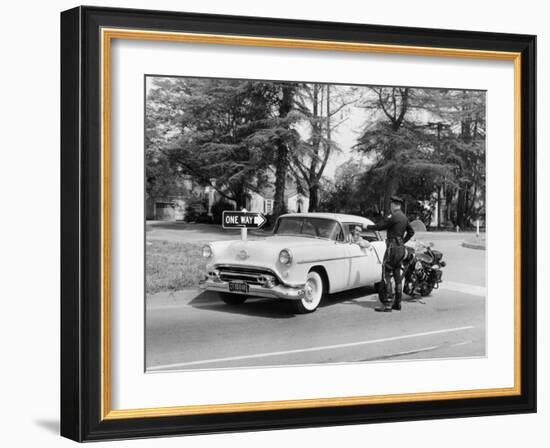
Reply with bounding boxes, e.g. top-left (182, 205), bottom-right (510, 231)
top-left (367, 196), bottom-right (415, 312)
